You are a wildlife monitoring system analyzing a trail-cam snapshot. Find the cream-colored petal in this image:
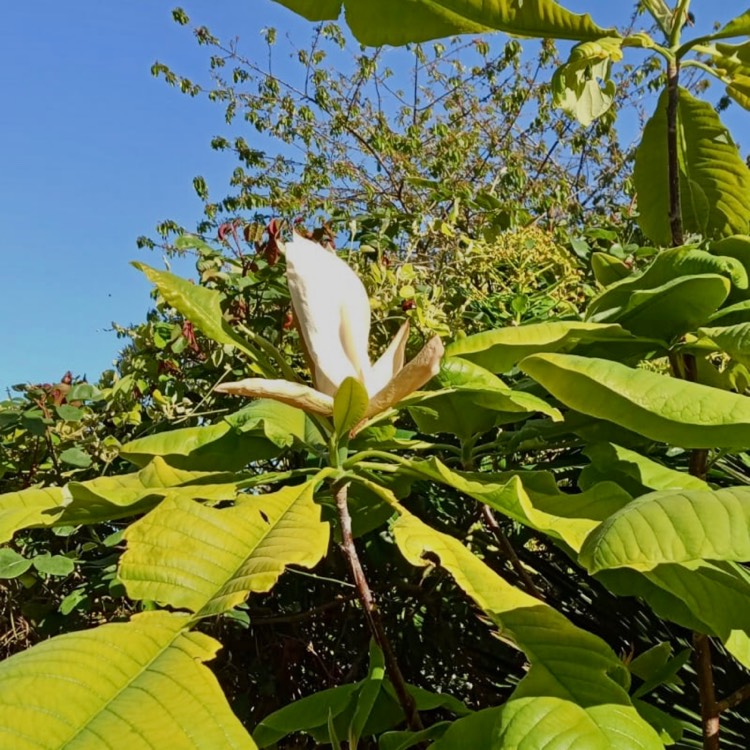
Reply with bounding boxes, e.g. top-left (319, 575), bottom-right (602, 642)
top-left (215, 378), bottom-right (334, 415)
top-left (284, 234), bottom-right (371, 396)
top-left (366, 321), bottom-right (410, 396)
top-left (363, 336), bottom-right (445, 419)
